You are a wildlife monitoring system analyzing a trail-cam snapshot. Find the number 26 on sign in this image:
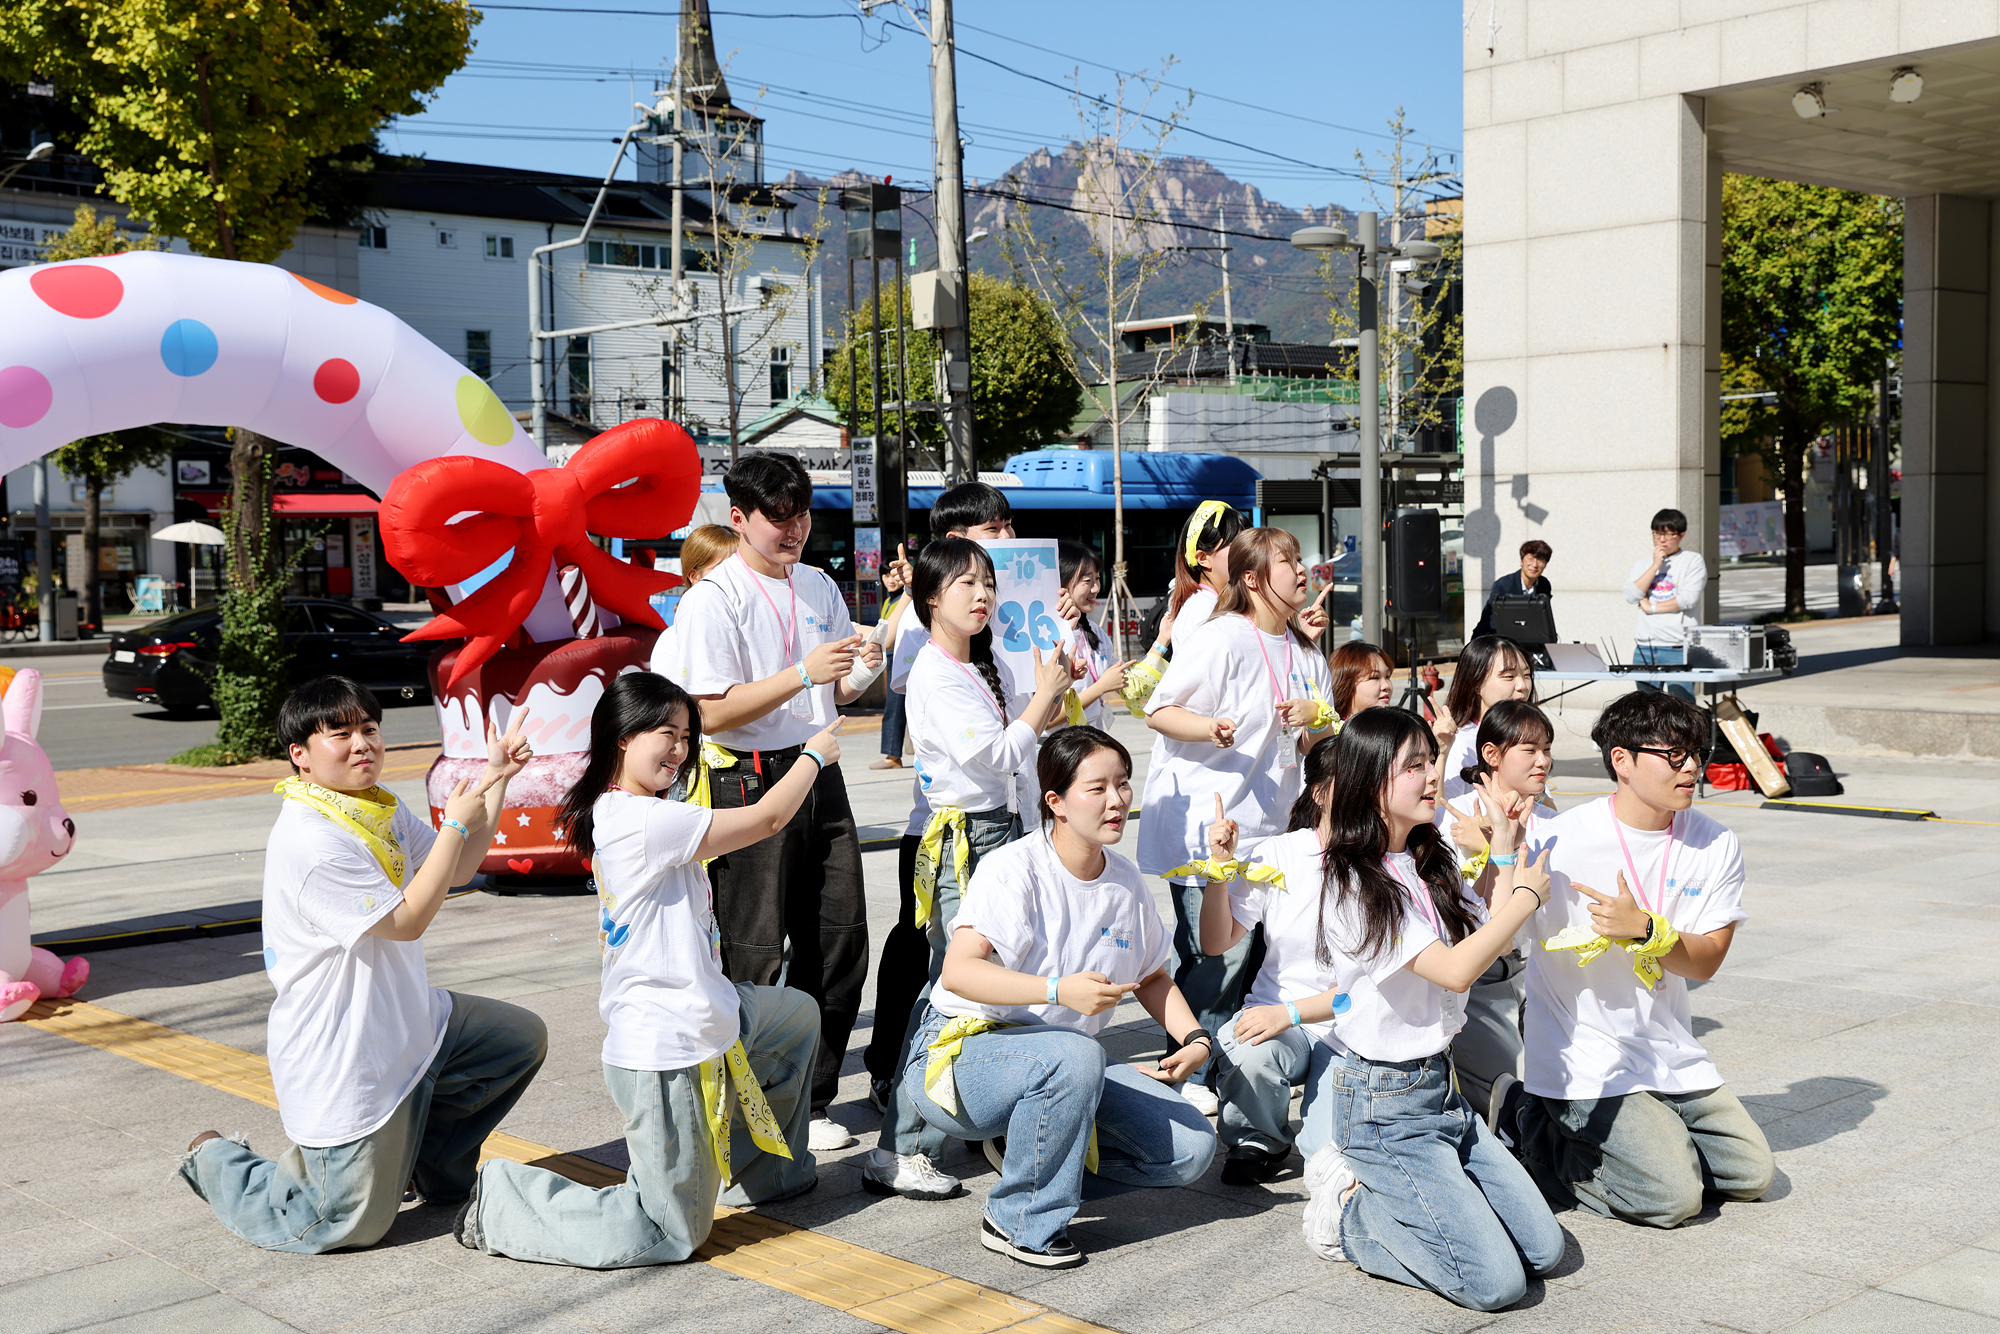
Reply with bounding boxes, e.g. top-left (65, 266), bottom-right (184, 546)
top-left (997, 600), bottom-right (1061, 652)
